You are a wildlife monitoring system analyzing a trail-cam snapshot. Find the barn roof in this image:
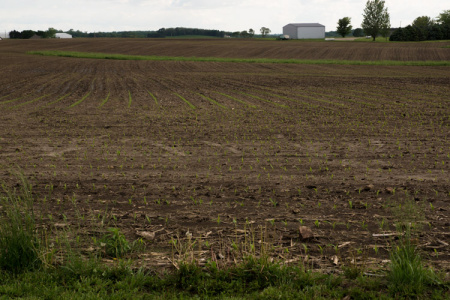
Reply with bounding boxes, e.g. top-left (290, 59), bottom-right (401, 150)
top-left (285, 23), bottom-right (325, 27)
